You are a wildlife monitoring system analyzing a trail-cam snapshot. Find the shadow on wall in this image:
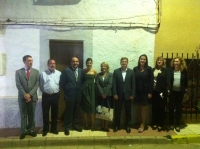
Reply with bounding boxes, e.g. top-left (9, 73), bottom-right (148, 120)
top-left (33, 0), bottom-right (81, 5)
